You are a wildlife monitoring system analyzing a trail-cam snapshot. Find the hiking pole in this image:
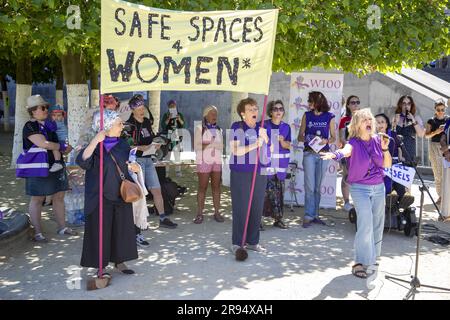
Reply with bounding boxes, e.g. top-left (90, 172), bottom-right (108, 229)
top-left (236, 95), bottom-right (268, 261)
top-left (87, 94), bottom-right (109, 290)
